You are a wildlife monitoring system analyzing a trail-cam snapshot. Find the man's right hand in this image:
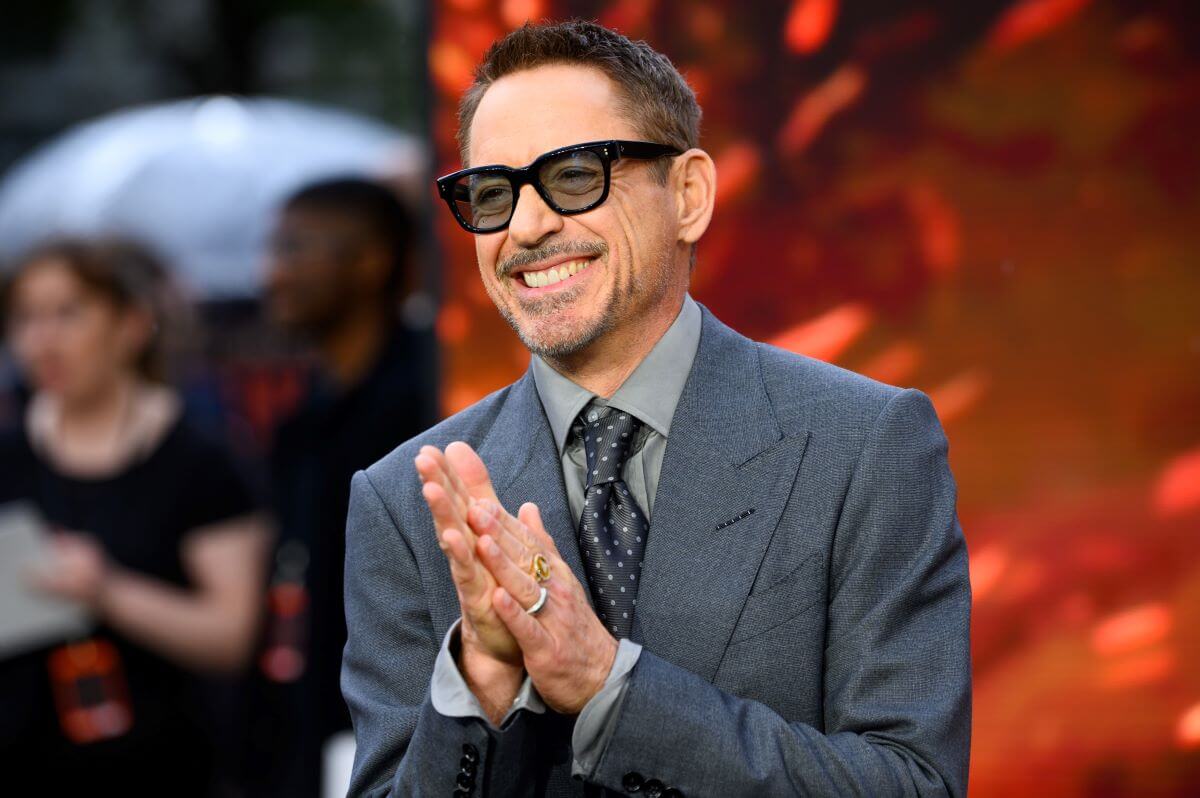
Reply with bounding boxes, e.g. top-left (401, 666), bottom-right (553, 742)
top-left (415, 442), bottom-right (525, 722)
